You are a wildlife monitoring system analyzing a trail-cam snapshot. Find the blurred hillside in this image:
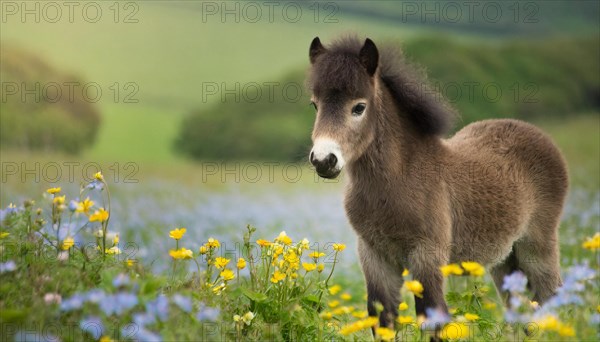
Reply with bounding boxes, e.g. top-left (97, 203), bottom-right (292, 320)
top-left (0, 45), bottom-right (100, 154)
top-left (0, 0), bottom-right (598, 161)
